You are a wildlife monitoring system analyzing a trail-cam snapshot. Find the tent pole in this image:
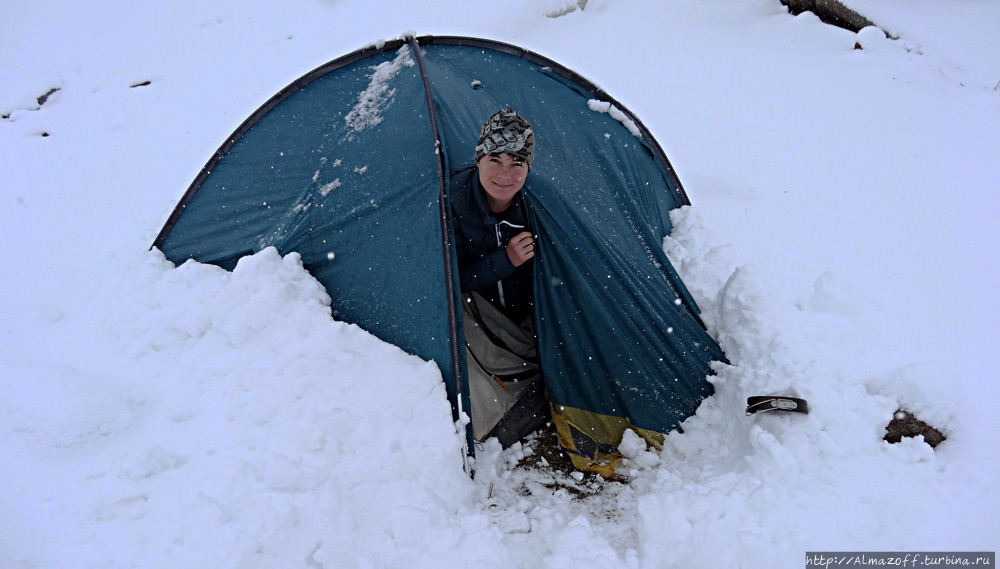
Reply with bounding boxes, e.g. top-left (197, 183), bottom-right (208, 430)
top-left (407, 35), bottom-right (475, 476)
